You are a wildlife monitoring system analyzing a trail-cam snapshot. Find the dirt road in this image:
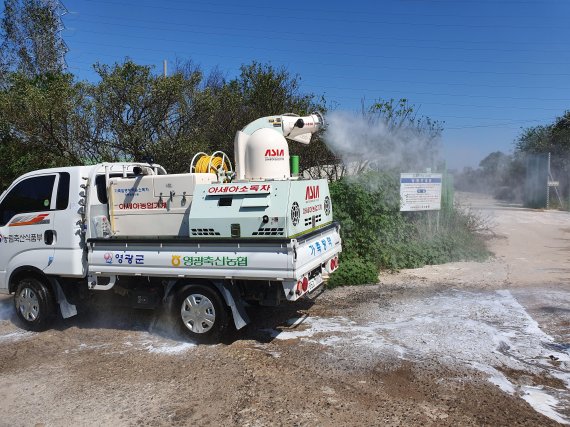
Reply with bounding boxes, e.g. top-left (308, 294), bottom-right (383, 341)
top-left (0, 193), bottom-right (569, 426)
